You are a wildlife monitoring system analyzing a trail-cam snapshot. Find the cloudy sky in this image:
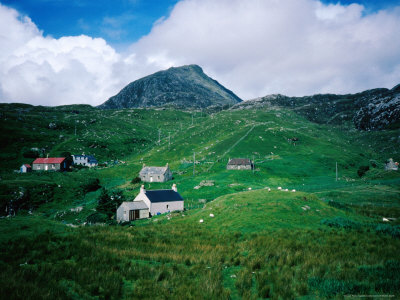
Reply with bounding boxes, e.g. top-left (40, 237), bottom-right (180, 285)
top-left (1, 0), bottom-right (400, 106)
